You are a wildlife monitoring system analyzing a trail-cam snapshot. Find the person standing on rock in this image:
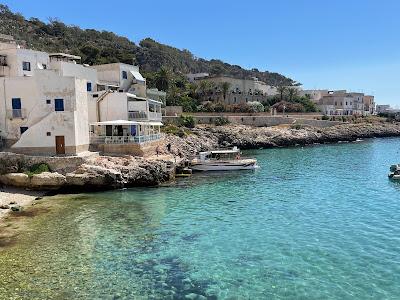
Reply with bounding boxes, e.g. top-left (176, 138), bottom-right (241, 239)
top-left (166, 143), bottom-right (171, 153)
top-left (156, 145), bottom-right (160, 157)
